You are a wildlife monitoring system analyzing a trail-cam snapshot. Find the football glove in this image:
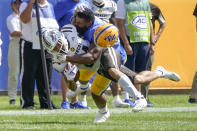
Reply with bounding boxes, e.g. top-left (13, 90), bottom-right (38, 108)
top-left (63, 62), bottom-right (79, 81)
